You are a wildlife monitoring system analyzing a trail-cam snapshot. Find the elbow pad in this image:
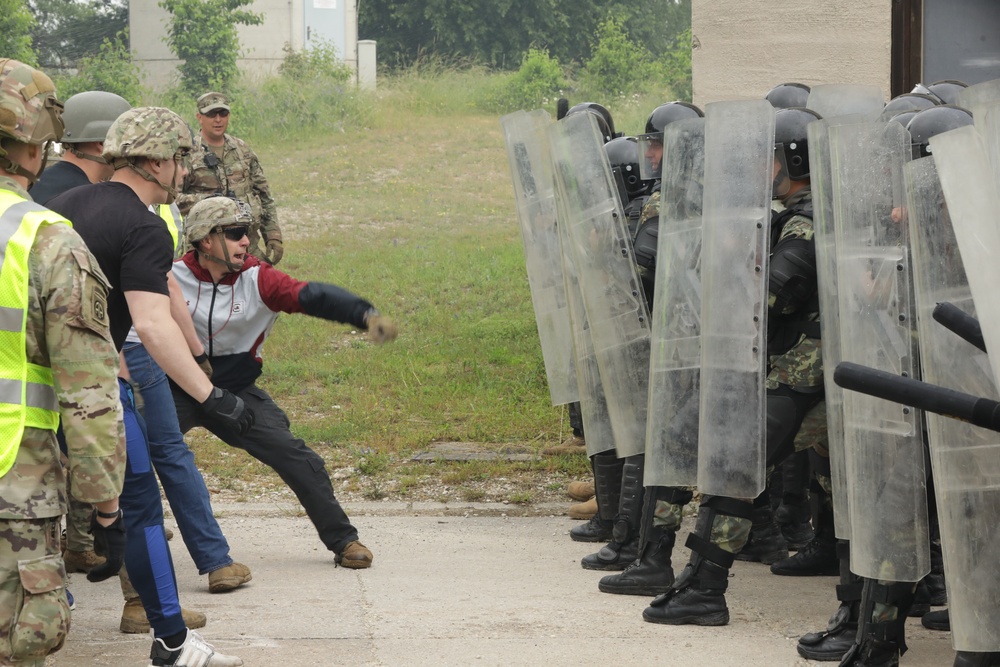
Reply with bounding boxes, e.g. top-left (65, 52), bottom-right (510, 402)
top-left (769, 237), bottom-right (817, 315)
